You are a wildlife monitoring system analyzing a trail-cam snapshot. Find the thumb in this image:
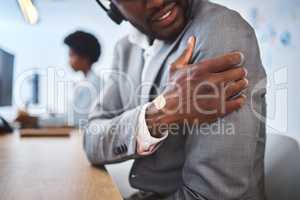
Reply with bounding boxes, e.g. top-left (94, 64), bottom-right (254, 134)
top-left (172, 35), bottom-right (196, 70)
